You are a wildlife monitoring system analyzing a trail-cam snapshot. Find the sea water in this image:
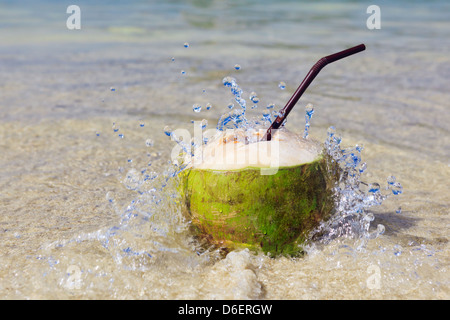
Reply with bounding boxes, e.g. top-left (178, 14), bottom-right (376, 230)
top-left (0, 0), bottom-right (448, 299)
